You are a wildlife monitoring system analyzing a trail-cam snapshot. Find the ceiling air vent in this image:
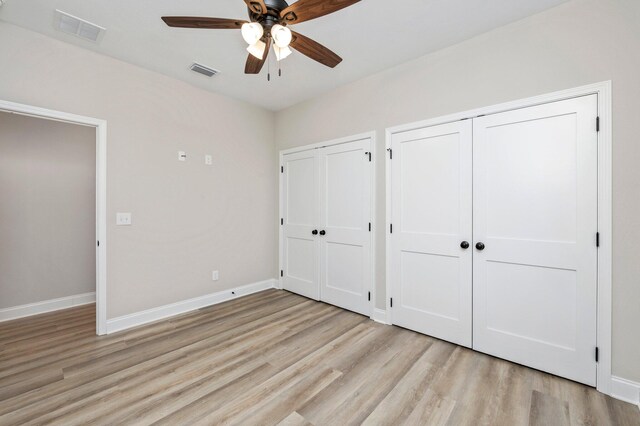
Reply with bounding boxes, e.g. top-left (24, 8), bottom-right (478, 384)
top-left (54, 10), bottom-right (105, 43)
top-left (190, 63), bottom-right (219, 78)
